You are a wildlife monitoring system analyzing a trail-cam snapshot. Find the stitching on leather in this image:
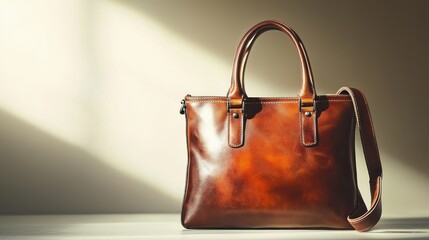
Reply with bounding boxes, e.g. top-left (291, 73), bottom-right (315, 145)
top-left (300, 113), bottom-right (317, 146)
top-left (228, 112), bottom-right (231, 146)
top-left (188, 96), bottom-right (298, 100)
top-left (188, 100), bottom-right (351, 103)
top-left (247, 101), bottom-right (297, 104)
top-left (189, 100), bottom-right (227, 103)
top-left (355, 93), bottom-right (371, 170)
top-left (300, 113), bottom-right (307, 146)
top-left (349, 90), bottom-right (370, 162)
top-left (312, 113), bottom-right (317, 144)
top-left (187, 95), bottom-right (350, 100)
top-left (259, 97), bottom-right (297, 100)
top-left (319, 100), bottom-right (351, 102)
top-left (300, 112), bottom-right (303, 145)
top-left (239, 113), bottom-right (243, 146)
top-left (361, 92), bottom-right (380, 155)
top-left (228, 111), bottom-right (243, 147)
